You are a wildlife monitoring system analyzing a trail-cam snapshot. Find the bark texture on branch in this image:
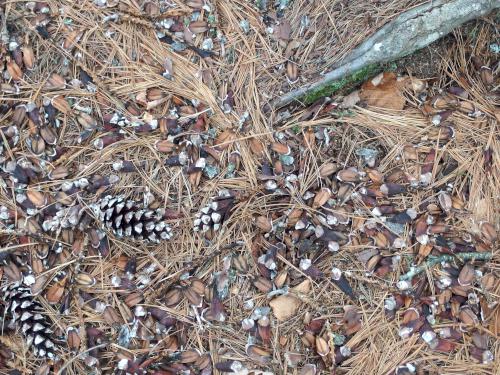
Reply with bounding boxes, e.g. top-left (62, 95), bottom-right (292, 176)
top-left (269, 0), bottom-right (500, 109)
